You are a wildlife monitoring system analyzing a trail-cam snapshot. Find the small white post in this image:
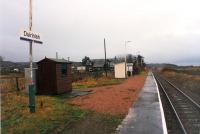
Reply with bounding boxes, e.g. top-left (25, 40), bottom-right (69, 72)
top-left (56, 52), bottom-right (58, 59)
